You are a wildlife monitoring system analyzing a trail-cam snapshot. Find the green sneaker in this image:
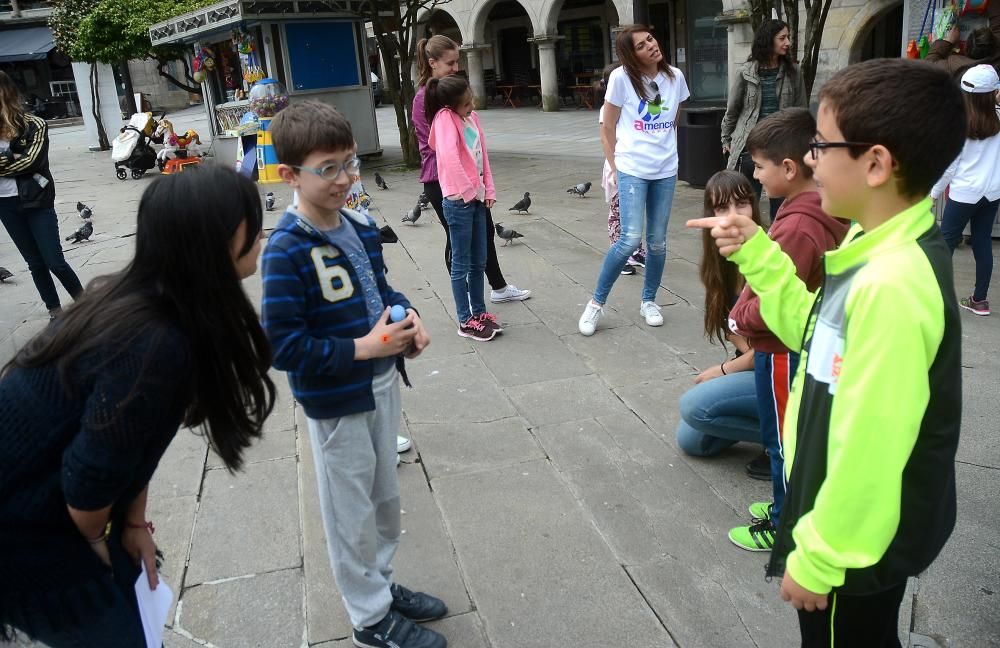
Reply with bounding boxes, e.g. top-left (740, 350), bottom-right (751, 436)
top-left (728, 518), bottom-right (776, 552)
top-left (748, 501), bottom-right (773, 521)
